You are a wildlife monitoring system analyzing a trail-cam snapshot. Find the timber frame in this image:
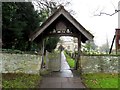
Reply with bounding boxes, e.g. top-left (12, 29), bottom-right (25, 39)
top-left (29, 6), bottom-right (94, 70)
